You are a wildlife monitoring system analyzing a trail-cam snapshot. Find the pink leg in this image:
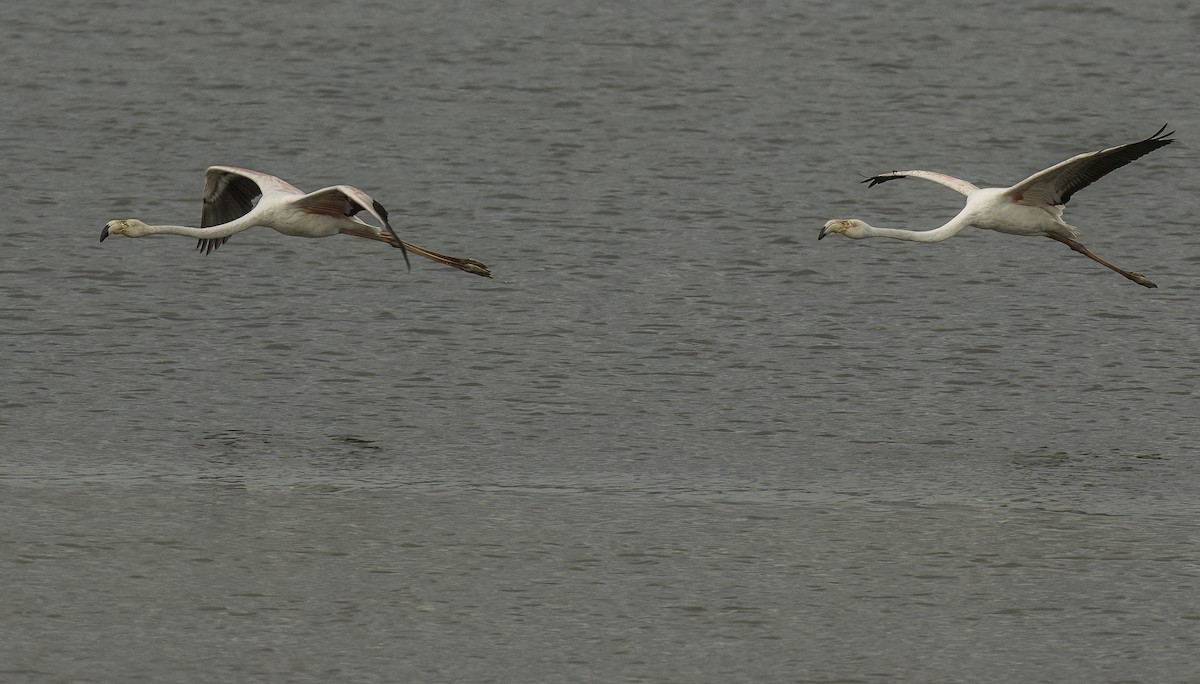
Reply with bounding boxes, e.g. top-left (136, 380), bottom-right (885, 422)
top-left (1044, 234), bottom-right (1157, 289)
